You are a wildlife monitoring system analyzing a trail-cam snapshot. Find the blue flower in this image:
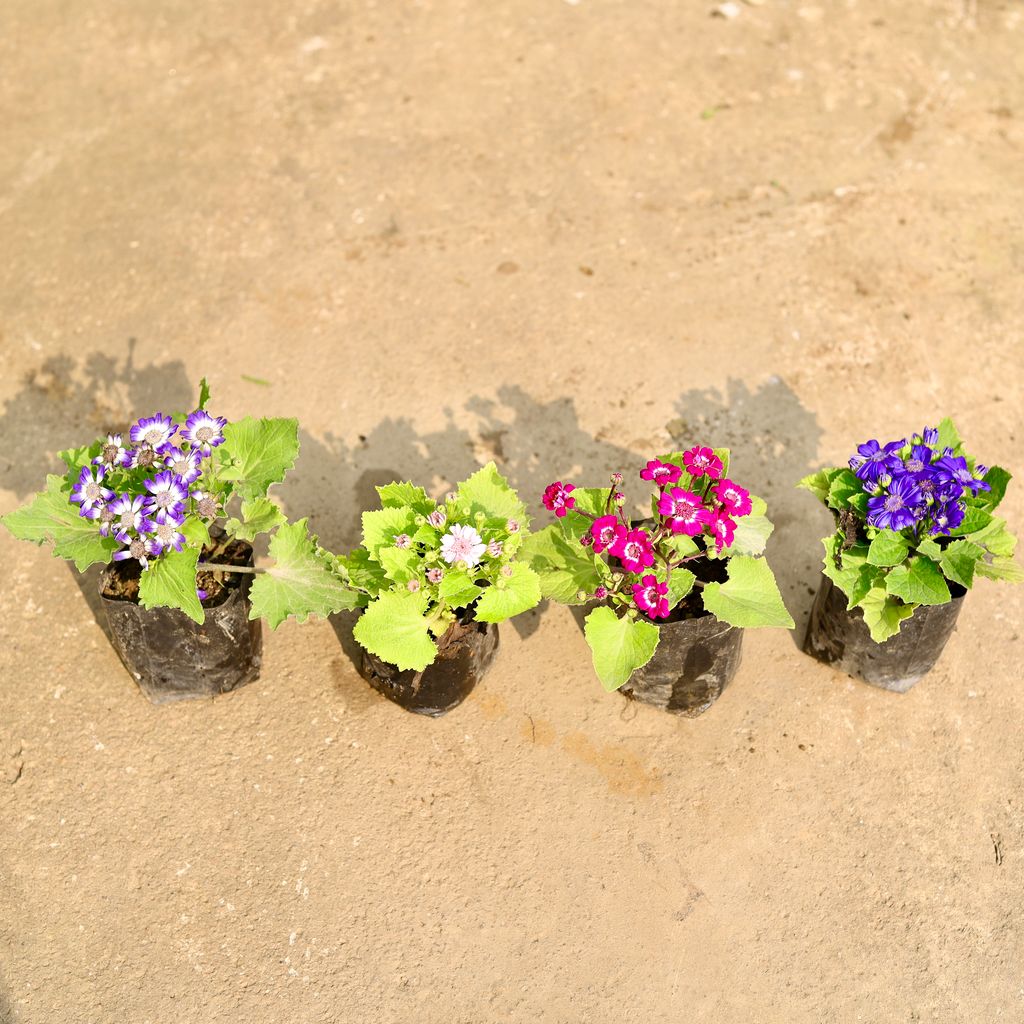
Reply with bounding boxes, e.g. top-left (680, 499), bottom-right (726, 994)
top-left (913, 426), bottom-right (939, 447)
top-left (867, 473), bottom-right (924, 531)
top-left (182, 410), bottom-right (227, 454)
top-left (930, 499), bottom-right (966, 536)
top-left (849, 438), bottom-right (906, 484)
top-left (933, 454), bottom-right (990, 495)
